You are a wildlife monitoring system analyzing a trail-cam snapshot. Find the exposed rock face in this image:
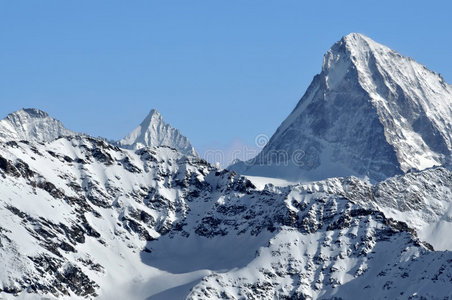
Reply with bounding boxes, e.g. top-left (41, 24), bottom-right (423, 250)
top-left (118, 109), bottom-right (197, 156)
top-left (1, 33), bottom-right (452, 299)
top-left (1, 135), bottom-right (452, 299)
top-left (0, 136), bottom-right (212, 298)
top-left (231, 33), bottom-right (452, 182)
top-left (0, 108), bottom-right (76, 143)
